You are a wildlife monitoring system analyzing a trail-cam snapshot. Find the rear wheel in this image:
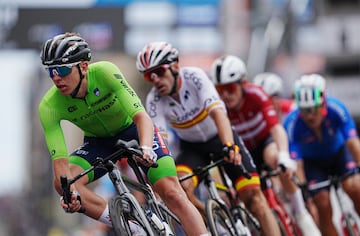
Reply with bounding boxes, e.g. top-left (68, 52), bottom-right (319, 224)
top-left (109, 194), bottom-right (154, 236)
